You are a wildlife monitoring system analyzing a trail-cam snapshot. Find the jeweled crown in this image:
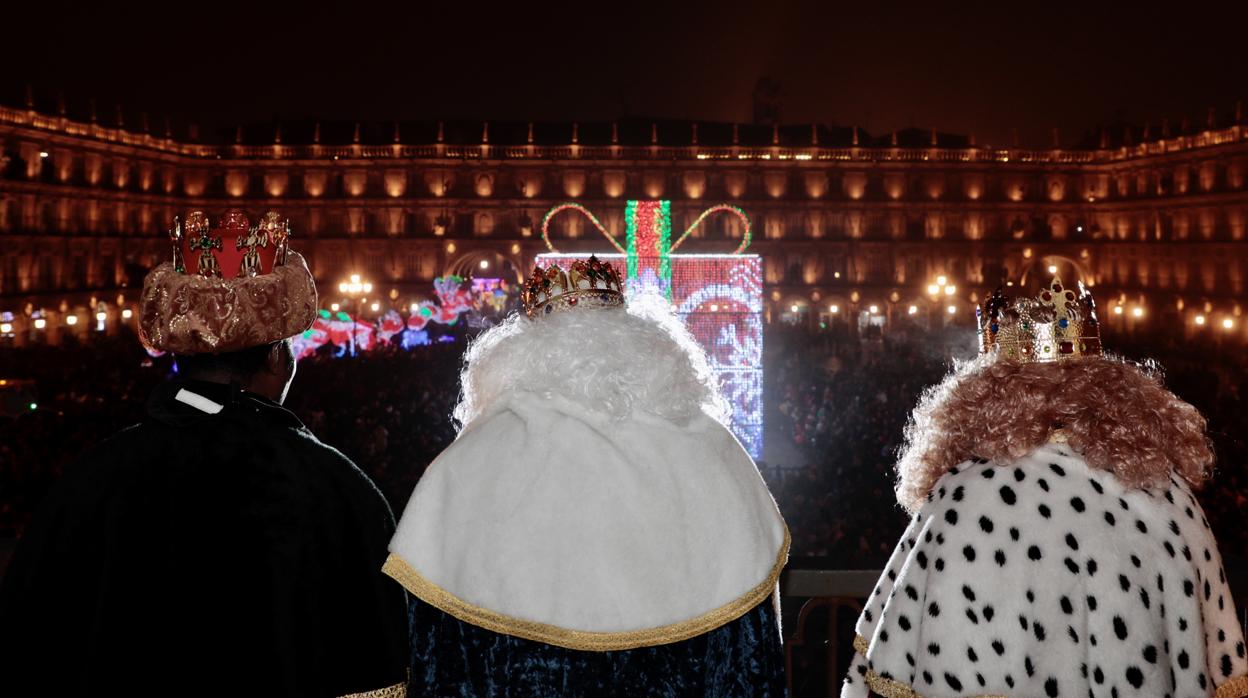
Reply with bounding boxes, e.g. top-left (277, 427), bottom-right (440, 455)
top-left (522, 256), bottom-right (624, 318)
top-left (977, 275), bottom-right (1102, 362)
top-left (169, 210), bottom-right (292, 279)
